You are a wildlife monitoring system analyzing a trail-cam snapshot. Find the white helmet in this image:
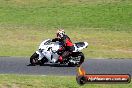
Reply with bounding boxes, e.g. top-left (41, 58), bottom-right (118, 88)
top-left (56, 29), bottom-right (65, 38)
